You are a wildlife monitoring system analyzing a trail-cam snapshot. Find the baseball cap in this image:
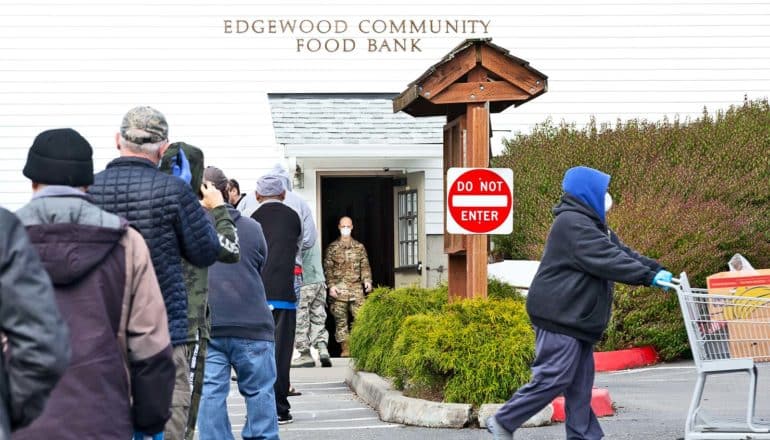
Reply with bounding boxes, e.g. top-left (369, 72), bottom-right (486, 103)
top-left (120, 106), bottom-right (169, 144)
